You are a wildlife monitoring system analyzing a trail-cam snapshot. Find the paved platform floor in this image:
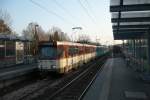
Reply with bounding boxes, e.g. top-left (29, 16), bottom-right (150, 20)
top-left (83, 58), bottom-right (150, 100)
top-left (0, 63), bottom-right (37, 80)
